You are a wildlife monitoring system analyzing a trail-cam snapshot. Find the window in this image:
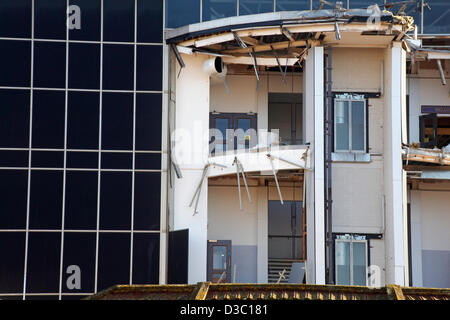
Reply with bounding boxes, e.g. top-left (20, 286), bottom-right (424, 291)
top-left (334, 96), bottom-right (367, 153)
top-left (335, 239), bottom-right (368, 286)
top-left (209, 112), bottom-right (257, 154)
